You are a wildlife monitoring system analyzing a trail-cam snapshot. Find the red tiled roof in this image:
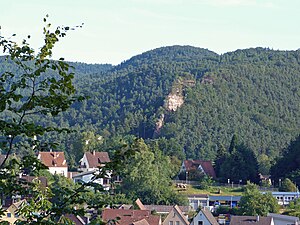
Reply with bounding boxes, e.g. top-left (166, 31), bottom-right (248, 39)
top-left (230, 216), bottom-right (273, 225)
top-left (143, 205), bottom-right (190, 214)
top-left (38, 151), bottom-right (67, 168)
top-left (133, 219), bottom-right (150, 225)
top-left (184, 160), bottom-right (216, 178)
top-left (102, 209), bottom-right (160, 225)
top-left (85, 151), bottom-right (110, 168)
